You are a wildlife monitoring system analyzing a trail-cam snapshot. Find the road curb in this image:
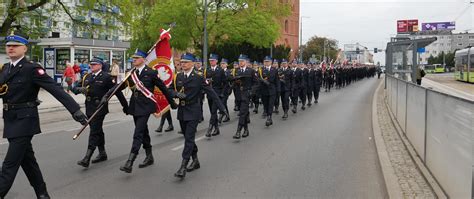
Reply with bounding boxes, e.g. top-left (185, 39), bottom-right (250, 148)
top-left (384, 89), bottom-right (448, 199)
top-left (372, 79), bottom-right (404, 199)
